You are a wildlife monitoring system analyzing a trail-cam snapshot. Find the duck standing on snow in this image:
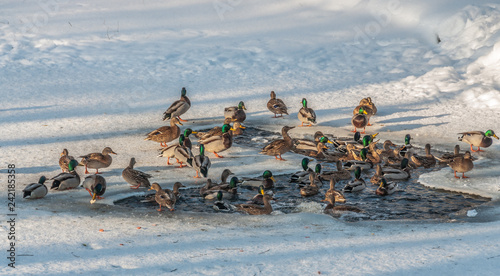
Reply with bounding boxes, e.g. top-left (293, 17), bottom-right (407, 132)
top-left (235, 194), bottom-right (274, 215)
top-left (458, 130), bottom-right (498, 152)
top-left (449, 151), bottom-right (474, 179)
top-left (199, 124), bottom-right (233, 158)
top-left (59, 149), bottom-right (76, 172)
top-left (51, 160), bottom-right (80, 190)
top-left (162, 87), bottom-right (191, 122)
top-left (353, 97), bottom-right (377, 126)
top-left (23, 176), bottom-right (48, 199)
top-left (225, 101), bottom-right (246, 123)
top-left (267, 91), bottom-right (288, 117)
top-left (122, 157), bottom-right (152, 189)
top-left (81, 174), bottom-right (106, 204)
top-left (158, 134), bottom-right (193, 167)
top-left (298, 98), bottom-right (316, 127)
top-left (193, 144), bottom-right (211, 178)
top-left (145, 117), bottom-right (183, 147)
top-left (79, 147), bottom-right (116, 174)
top-left (260, 126), bottom-right (295, 161)
top-left (351, 107), bottom-right (369, 134)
